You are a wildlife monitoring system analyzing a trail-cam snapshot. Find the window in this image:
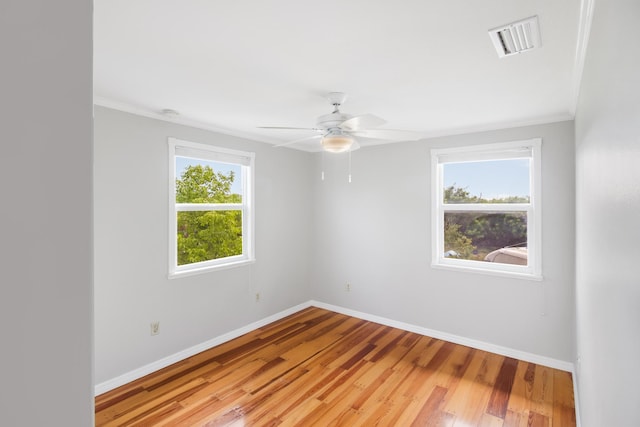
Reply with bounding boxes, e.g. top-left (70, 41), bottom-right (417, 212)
top-left (168, 138), bottom-right (254, 277)
top-left (431, 139), bottom-right (541, 279)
